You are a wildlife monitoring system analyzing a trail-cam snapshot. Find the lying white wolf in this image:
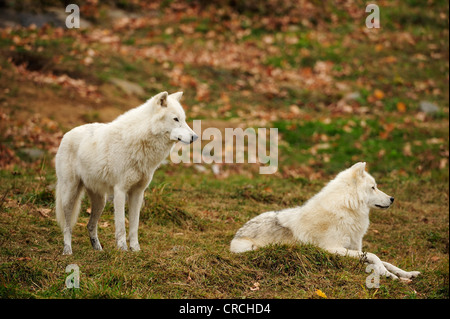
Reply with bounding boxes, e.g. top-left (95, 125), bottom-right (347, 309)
top-left (55, 91), bottom-right (197, 255)
top-left (230, 162), bottom-right (420, 280)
